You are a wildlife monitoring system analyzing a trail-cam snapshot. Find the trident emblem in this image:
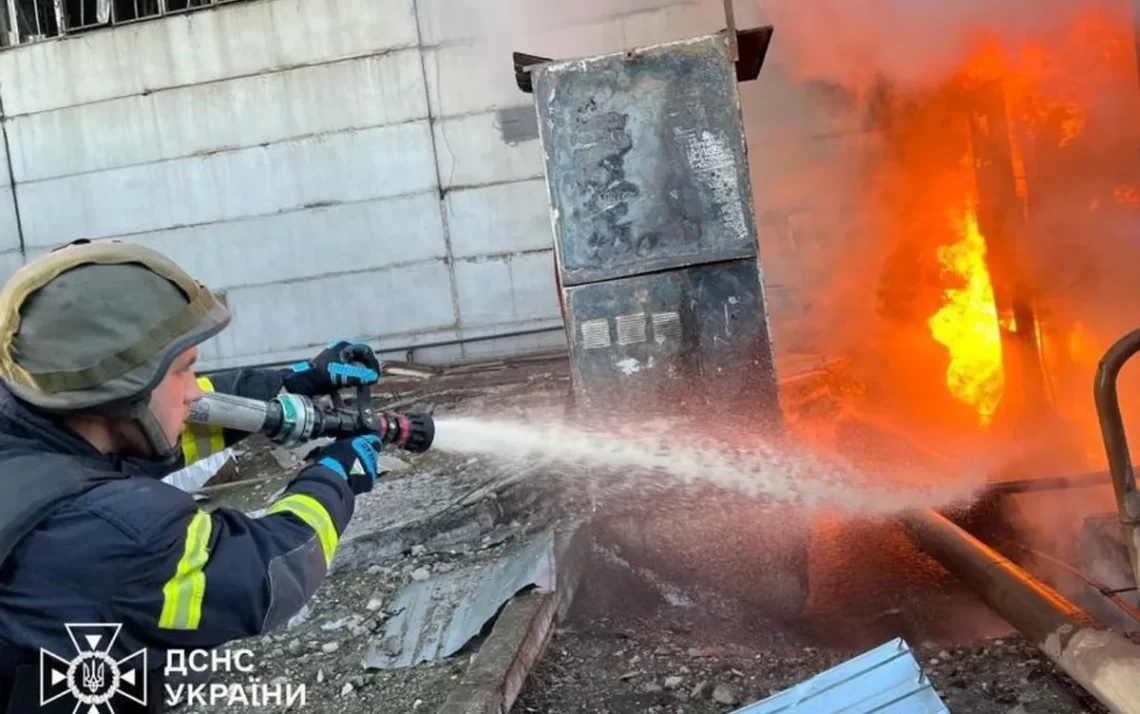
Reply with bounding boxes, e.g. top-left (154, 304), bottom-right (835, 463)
top-left (40, 623), bottom-right (150, 713)
top-left (82, 659), bottom-right (105, 693)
